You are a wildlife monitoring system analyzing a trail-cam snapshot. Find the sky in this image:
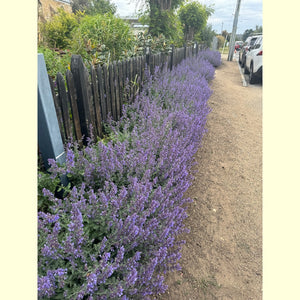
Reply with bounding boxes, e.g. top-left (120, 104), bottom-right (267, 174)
top-left (110, 0), bottom-right (263, 34)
